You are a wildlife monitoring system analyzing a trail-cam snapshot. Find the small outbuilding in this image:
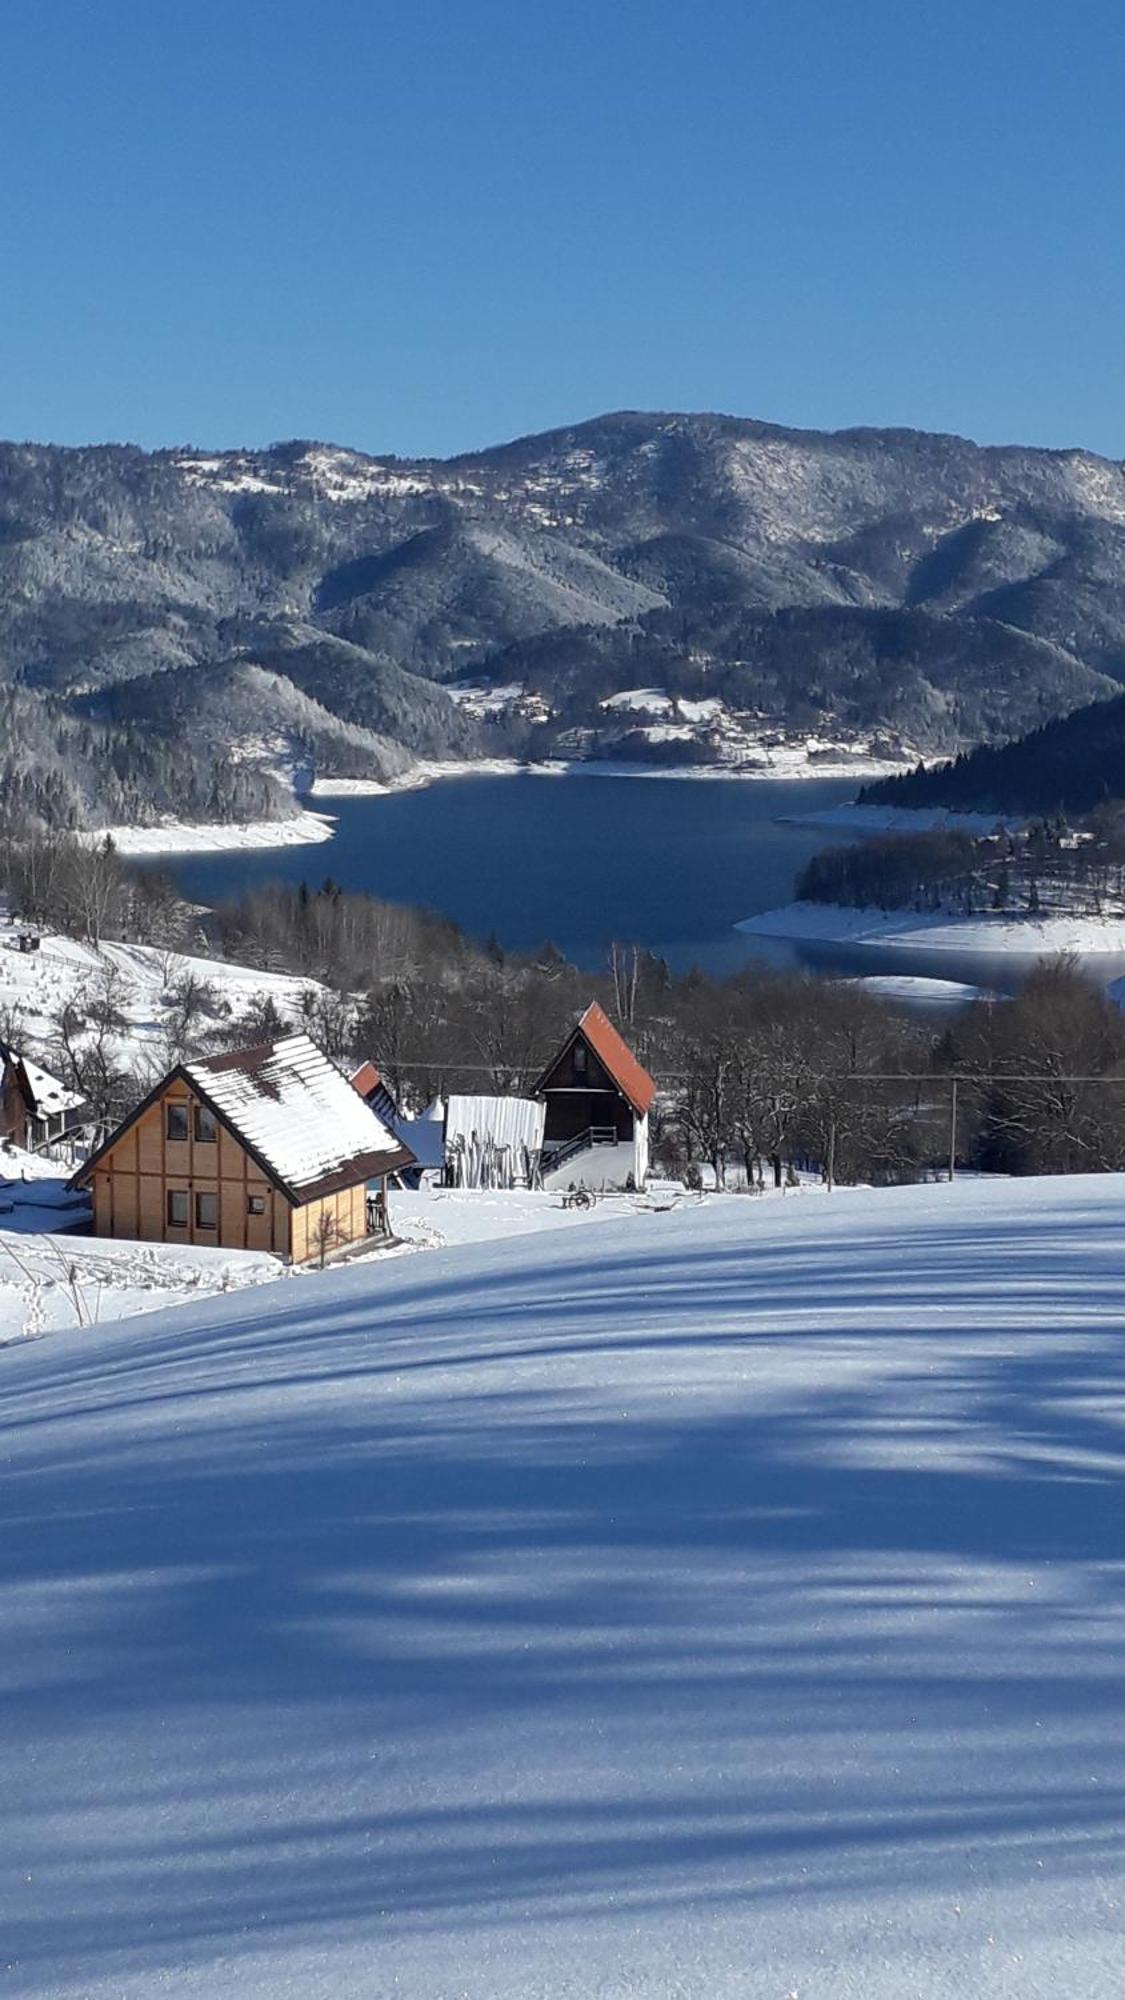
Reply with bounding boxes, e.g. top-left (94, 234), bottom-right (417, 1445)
top-left (444, 1094), bottom-right (546, 1188)
top-left (534, 1002), bottom-right (656, 1190)
top-left (72, 1033), bottom-right (415, 1263)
